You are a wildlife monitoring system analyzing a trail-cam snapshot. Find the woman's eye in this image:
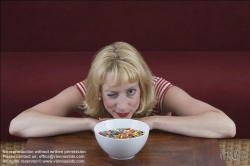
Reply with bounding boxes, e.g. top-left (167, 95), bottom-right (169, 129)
top-left (107, 94), bottom-right (117, 97)
top-left (127, 89), bottom-right (136, 95)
